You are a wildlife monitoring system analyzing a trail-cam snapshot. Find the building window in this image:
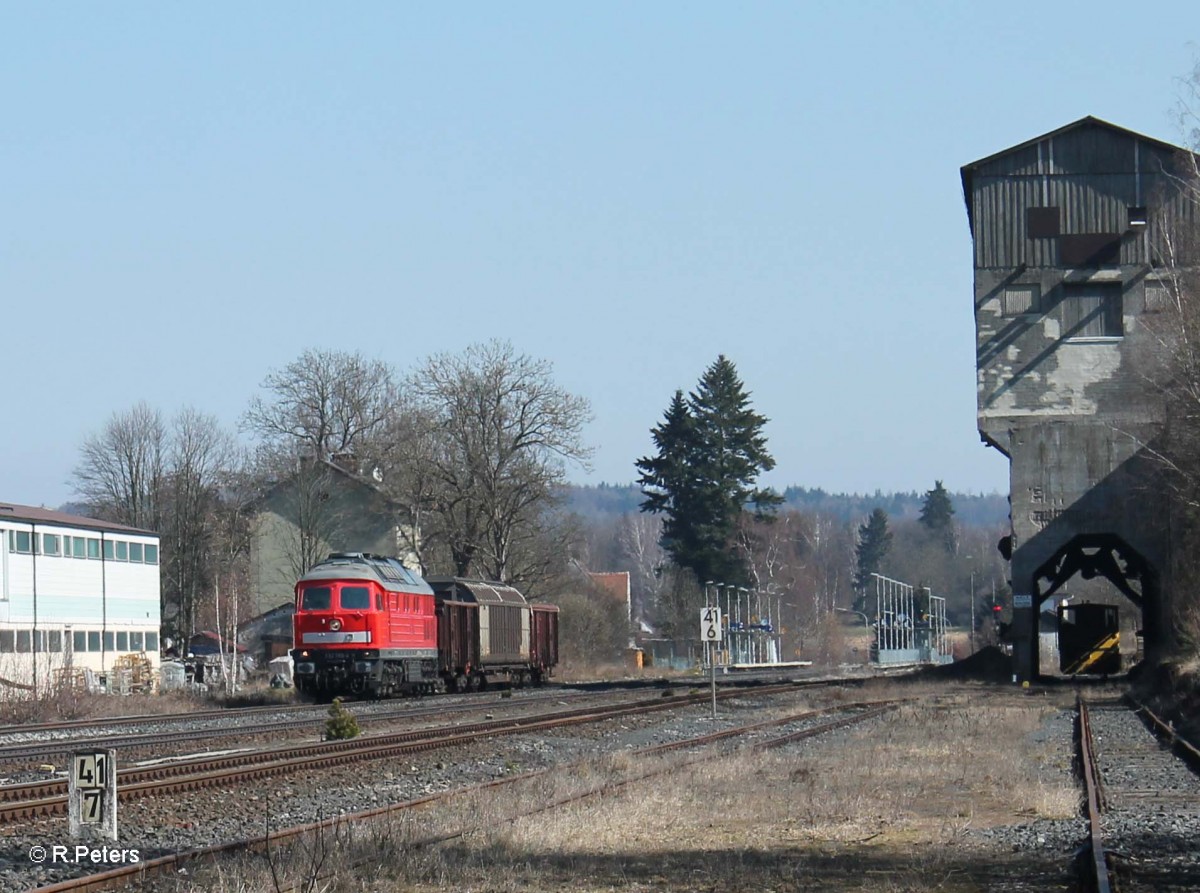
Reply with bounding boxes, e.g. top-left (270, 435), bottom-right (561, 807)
top-left (116, 631), bottom-right (128, 651)
top-left (1060, 283), bottom-right (1123, 338)
top-left (1027, 206), bottom-right (1061, 238)
top-left (115, 541), bottom-right (128, 561)
top-left (87, 538), bottom-right (100, 559)
top-left (1002, 285), bottom-right (1039, 317)
top-left (42, 534), bottom-right (61, 556)
top-left (1144, 280), bottom-right (1173, 313)
top-left (47, 631), bottom-right (62, 653)
top-left (130, 632), bottom-right (144, 652)
top-left (1061, 233), bottom-right (1122, 267)
top-left (103, 631), bottom-right (114, 652)
top-left (0, 631), bottom-right (13, 652)
top-left (72, 537), bottom-right (87, 559)
top-left (146, 632), bottom-right (159, 652)
top-left (87, 631), bottom-right (101, 652)
top-left (16, 631), bottom-right (31, 653)
top-left (144, 544), bottom-right (159, 564)
top-left (73, 631), bottom-right (86, 653)
top-left (129, 543), bottom-right (143, 563)
top-left (103, 540), bottom-right (114, 560)
top-left (8, 531), bottom-right (31, 553)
